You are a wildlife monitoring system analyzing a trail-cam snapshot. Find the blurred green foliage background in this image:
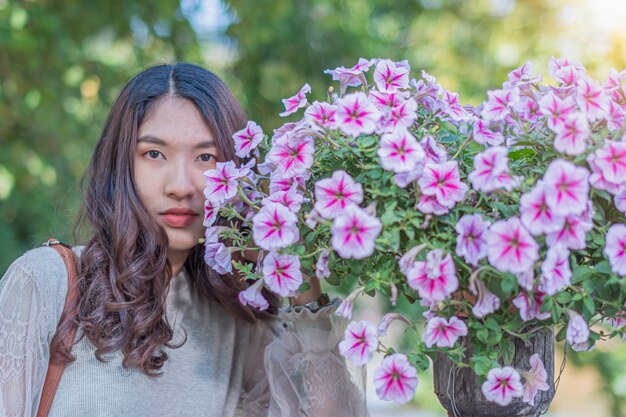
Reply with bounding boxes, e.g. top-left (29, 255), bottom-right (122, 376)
top-left (1, 0), bottom-right (626, 414)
